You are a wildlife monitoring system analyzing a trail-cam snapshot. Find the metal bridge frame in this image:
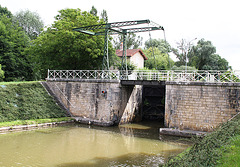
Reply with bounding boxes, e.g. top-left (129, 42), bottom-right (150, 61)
top-left (73, 20), bottom-right (164, 71)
